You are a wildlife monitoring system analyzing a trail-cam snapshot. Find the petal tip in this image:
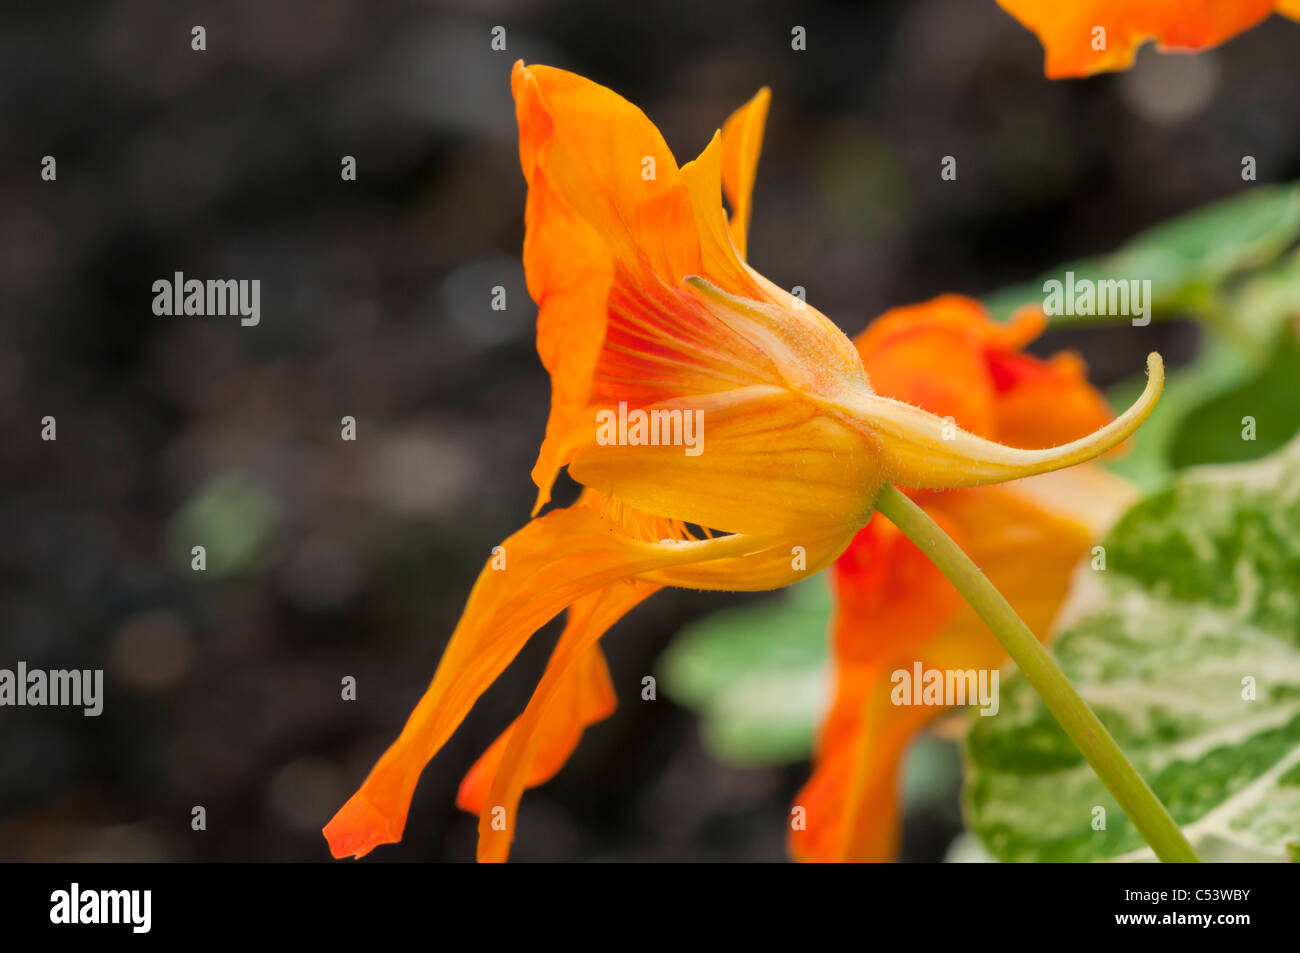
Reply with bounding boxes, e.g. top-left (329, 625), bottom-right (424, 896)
top-left (322, 791), bottom-right (404, 860)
